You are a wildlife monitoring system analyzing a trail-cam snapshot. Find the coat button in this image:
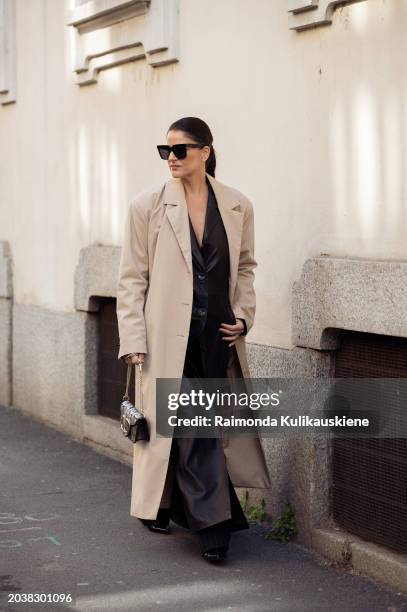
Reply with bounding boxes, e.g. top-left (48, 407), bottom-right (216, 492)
top-left (198, 308), bottom-right (206, 316)
top-left (198, 273), bottom-right (206, 281)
